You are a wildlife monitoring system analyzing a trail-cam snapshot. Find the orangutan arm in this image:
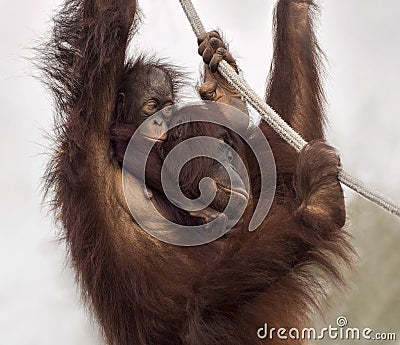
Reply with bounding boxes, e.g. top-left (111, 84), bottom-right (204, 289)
top-left (182, 2), bottom-right (349, 341)
top-left (41, 0), bottom-right (136, 175)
